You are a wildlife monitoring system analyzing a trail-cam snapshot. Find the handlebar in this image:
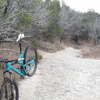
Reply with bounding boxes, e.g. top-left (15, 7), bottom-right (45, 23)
top-left (0, 33), bottom-right (32, 43)
top-left (0, 58), bottom-right (8, 62)
top-left (16, 34), bottom-right (32, 42)
top-left (0, 58), bottom-right (17, 63)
